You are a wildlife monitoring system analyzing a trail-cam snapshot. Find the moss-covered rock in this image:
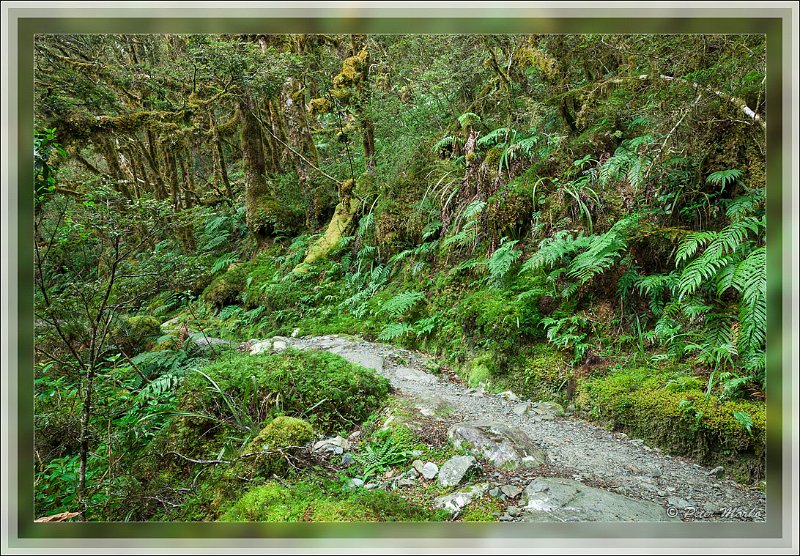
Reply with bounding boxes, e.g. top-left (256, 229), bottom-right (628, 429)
top-left (220, 480), bottom-right (447, 522)
top-left (575, 367), bottom-right (766, 482)
top-left (201, 263), bottom-right (248, 308)
top-left (113, 315), bottom-right (162, 354)
top-left (251, 416), bottom-right (314, 450)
